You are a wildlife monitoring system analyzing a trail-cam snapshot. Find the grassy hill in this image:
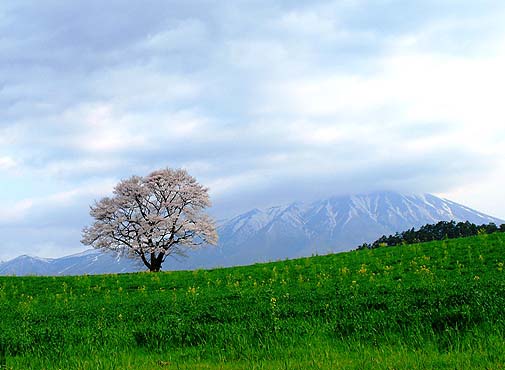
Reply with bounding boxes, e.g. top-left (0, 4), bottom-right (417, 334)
top-left (1, 233), bottom-right (504, 369)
